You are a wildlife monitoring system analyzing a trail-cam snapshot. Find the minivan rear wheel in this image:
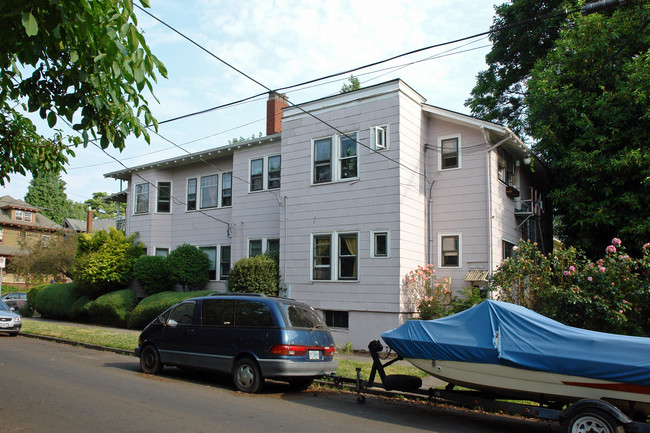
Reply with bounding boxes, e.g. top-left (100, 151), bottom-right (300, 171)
top-left (233, 358), bottom-right (263, 393)
top-left (140, 345), bottom-right (163, 374)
